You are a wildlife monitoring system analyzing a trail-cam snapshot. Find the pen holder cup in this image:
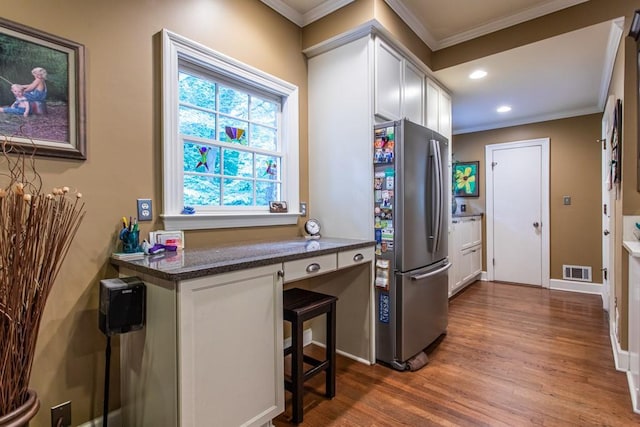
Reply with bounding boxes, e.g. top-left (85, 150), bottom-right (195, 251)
top-left (121, 230), bottom-right (140, 253)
